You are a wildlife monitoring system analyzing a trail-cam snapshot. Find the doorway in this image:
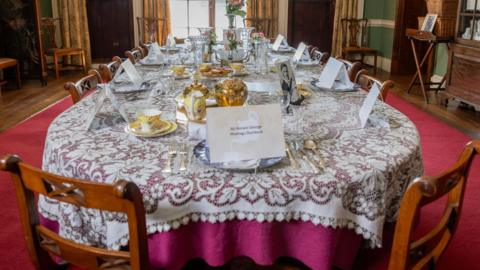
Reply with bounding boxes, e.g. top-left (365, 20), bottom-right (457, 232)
top-left (287, 0), bottom-right (335, 53)
top-left (391, 0), bottom-right (427, 74)
top-left (87, 0), bottom-right (134, 60)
